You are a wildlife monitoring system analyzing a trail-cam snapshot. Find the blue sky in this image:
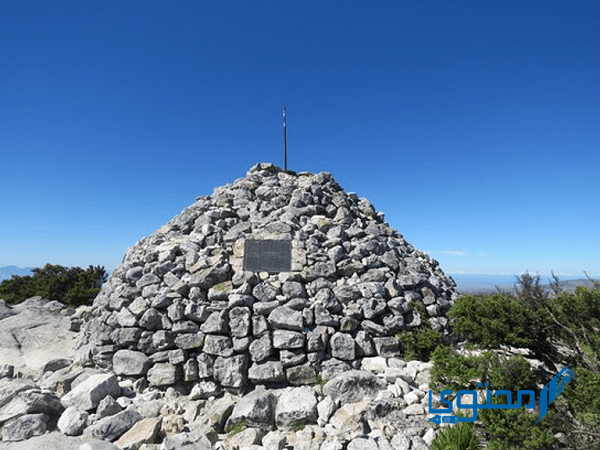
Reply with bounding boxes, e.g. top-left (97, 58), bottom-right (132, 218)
top-left (1, 0), bottom-right (599, 277)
